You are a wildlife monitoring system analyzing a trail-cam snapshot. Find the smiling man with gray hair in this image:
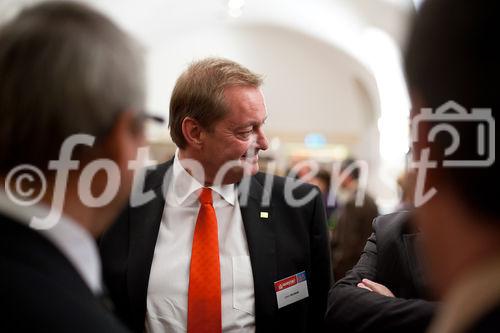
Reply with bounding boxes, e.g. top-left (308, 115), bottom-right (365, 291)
top-left (0, 1), bottom-right (155, 332)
